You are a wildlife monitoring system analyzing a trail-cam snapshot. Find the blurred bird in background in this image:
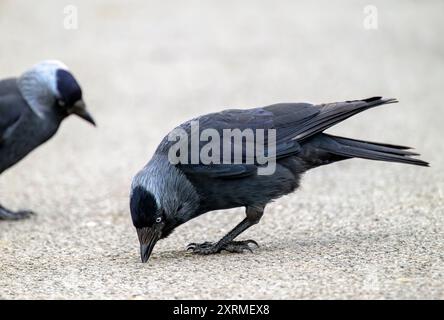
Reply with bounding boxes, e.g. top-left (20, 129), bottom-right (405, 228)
top-left (0, 60), bottom-right (95, 220)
